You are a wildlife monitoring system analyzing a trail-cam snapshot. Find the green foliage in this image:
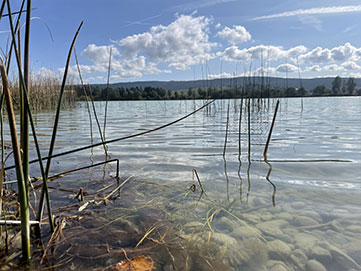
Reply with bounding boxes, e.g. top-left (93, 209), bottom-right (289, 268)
top-left (74, 76), bottom-right (361, 101)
